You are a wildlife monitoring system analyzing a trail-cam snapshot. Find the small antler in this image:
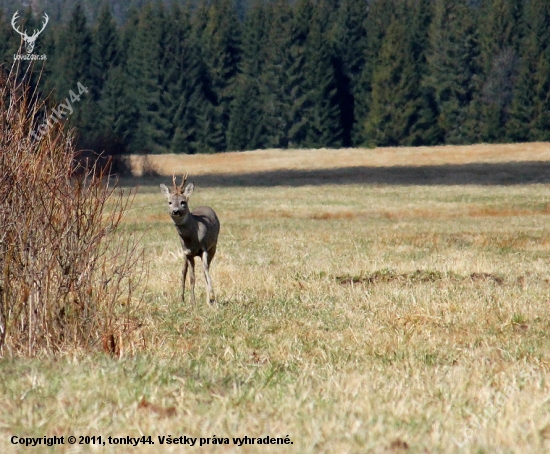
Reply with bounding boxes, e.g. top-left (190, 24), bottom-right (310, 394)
top-left (178, 173), bottom-right (188, 193)
top-left (172, 174), bottom-right (177, 192)
top-left (171, 173), bottom-right (188, 194)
